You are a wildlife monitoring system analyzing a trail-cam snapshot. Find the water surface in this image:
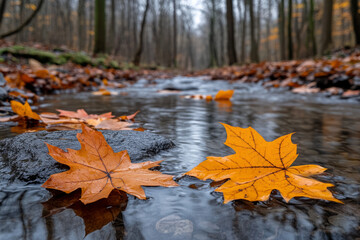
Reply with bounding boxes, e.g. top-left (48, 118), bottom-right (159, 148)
top-left (0, 77), bottom-right (359, 239)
